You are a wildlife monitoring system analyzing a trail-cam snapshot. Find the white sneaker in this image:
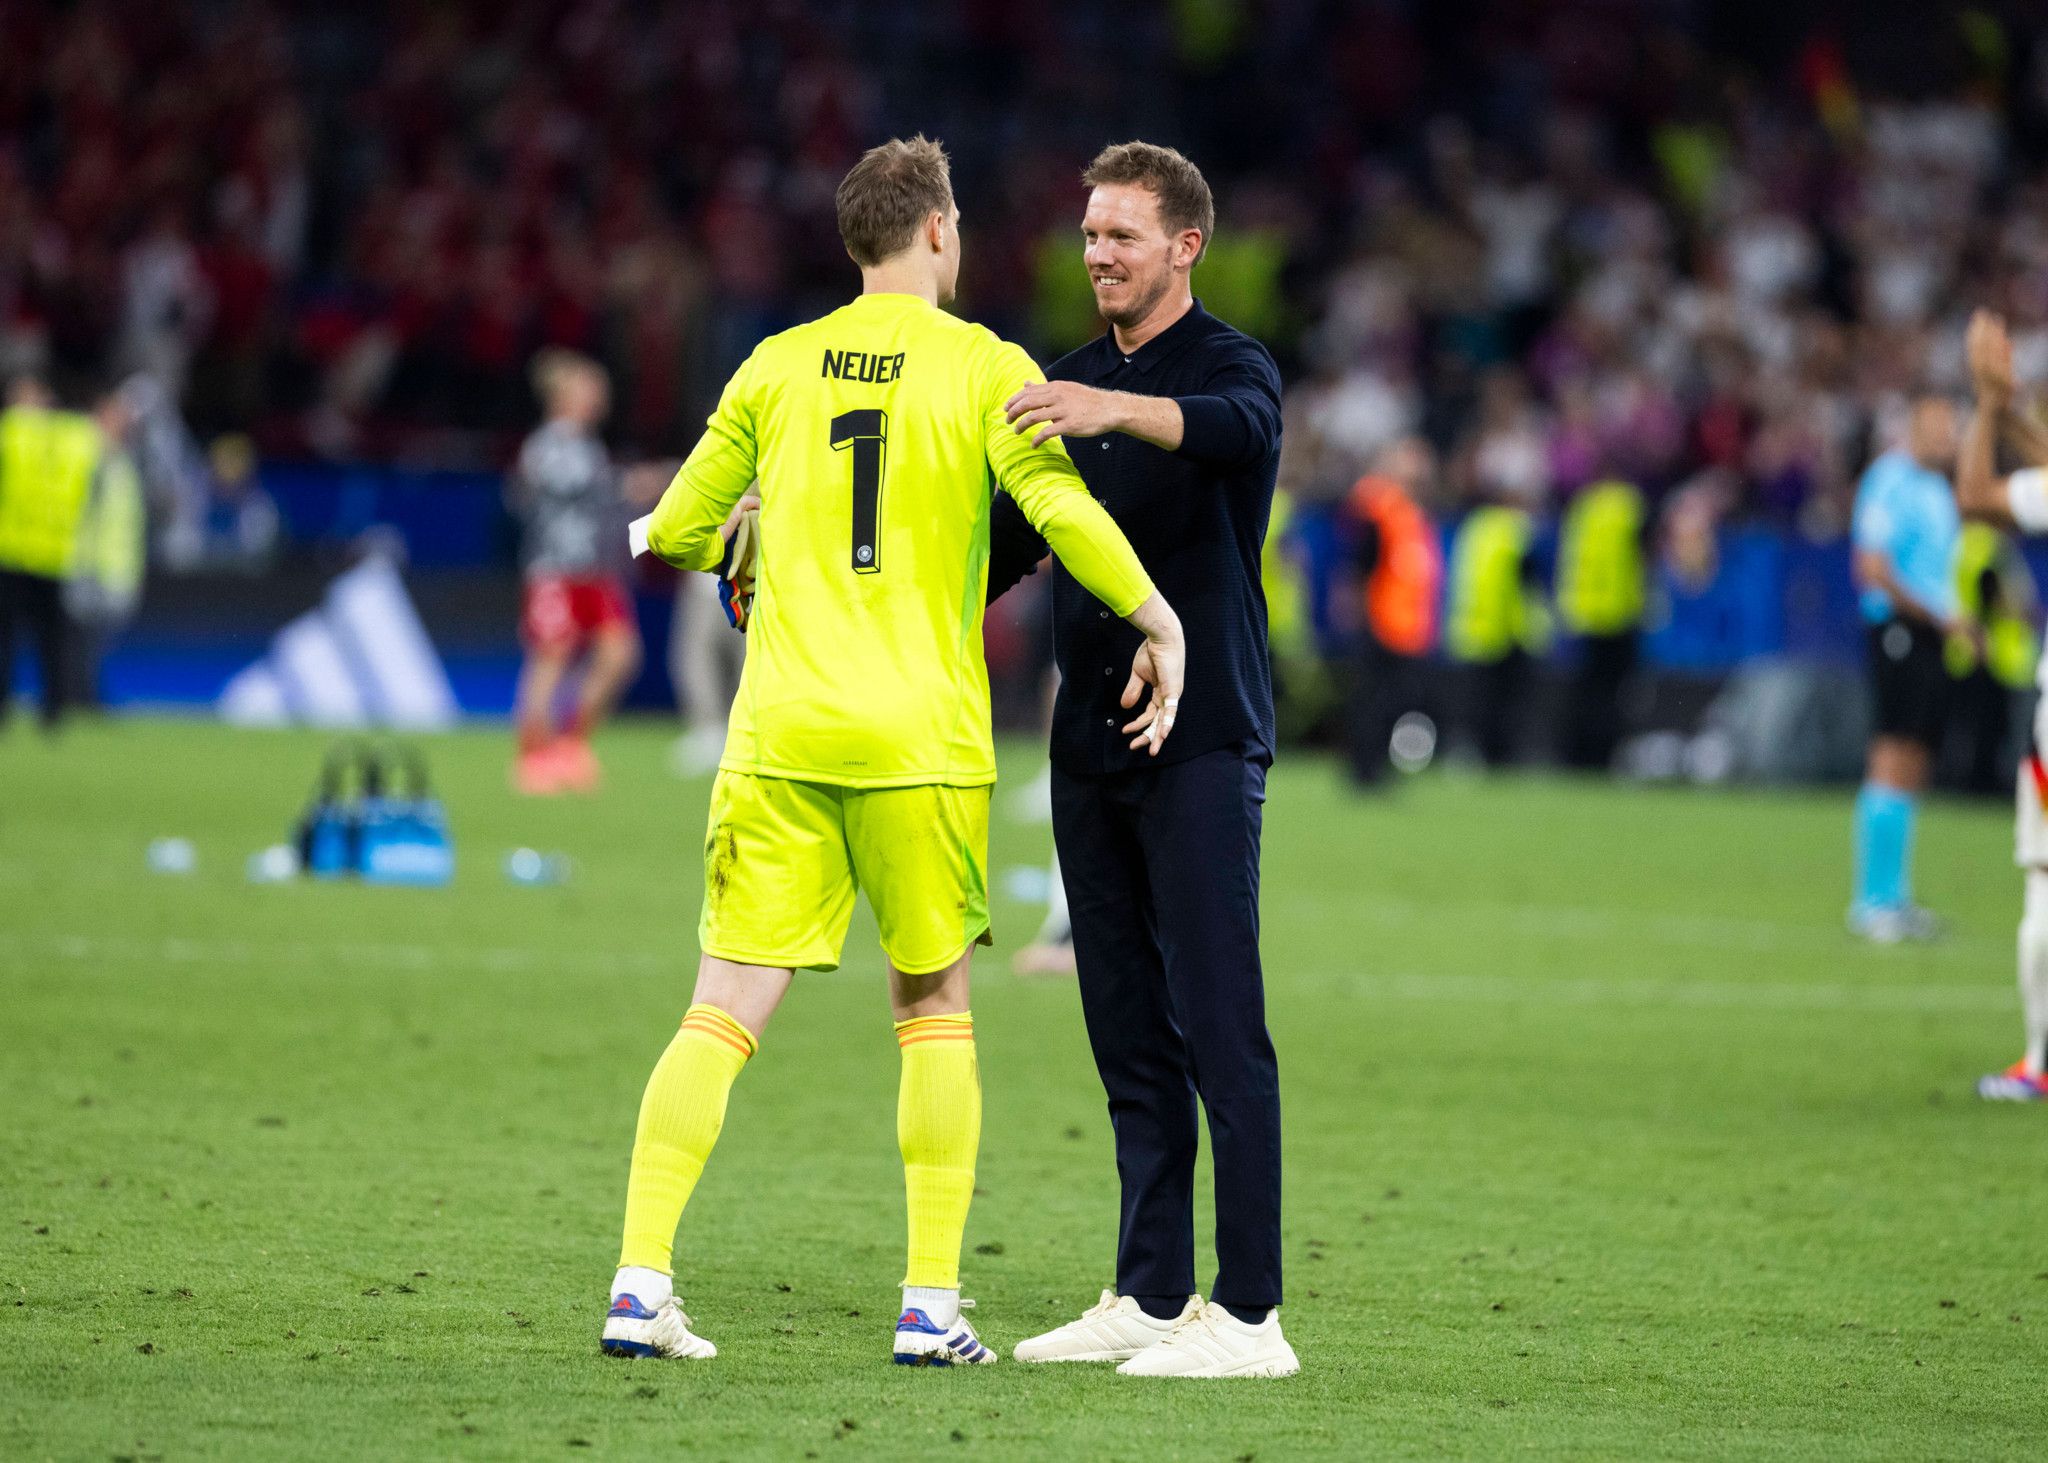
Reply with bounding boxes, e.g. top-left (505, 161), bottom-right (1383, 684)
top-left (600, 1292), bottom-right (717, 1359)
top-left (1115, 1300), bottom-right (1299, 1378)
top-left (894, 1299), bottom-right (996, 1366)
top-left (1847, 903), bottom-right (1942, 944)
top-left (1012, 1289), bottom-right (1200, 1363)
